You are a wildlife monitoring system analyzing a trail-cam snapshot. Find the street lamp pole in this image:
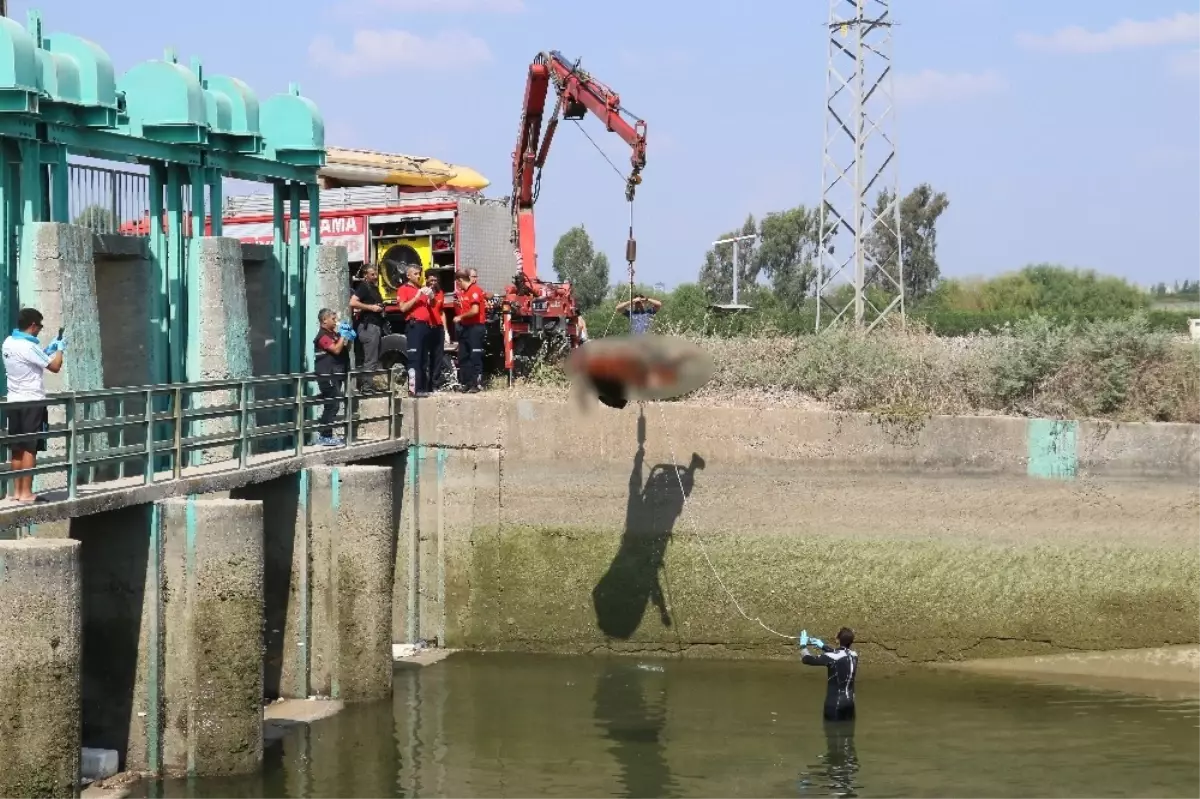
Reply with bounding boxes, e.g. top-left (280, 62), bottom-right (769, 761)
top-left (712, 233), bottom-right (758, 305)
